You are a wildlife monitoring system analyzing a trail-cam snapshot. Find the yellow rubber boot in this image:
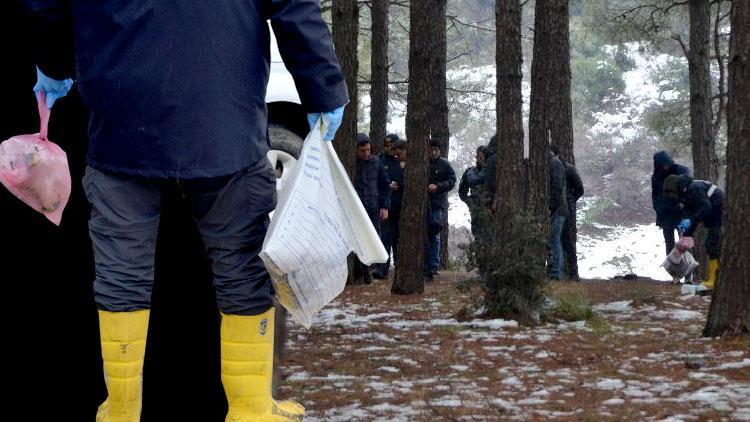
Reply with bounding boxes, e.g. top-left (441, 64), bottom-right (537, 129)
top-left (702, 259), bottom-right (719, 290)
top-left (96, 310), bottom-right (150, 422)
top-left (221, 307), bottom-right (304, 422)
